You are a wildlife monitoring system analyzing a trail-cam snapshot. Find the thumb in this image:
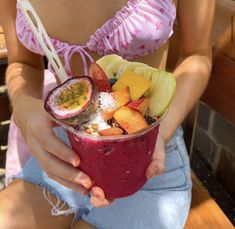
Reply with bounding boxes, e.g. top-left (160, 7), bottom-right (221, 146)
top-left (145, 134), bottom-right (166, 178)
